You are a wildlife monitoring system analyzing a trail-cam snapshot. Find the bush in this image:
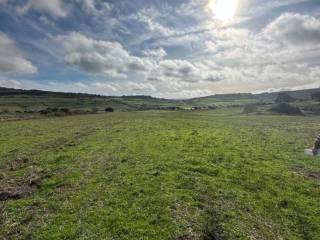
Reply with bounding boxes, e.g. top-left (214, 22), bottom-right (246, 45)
top-left (1, 109), bottom-right (9, 114)
top-left (208, 105), bottom-right (218, 110)
top-left (50, 108), bottom-right (59, 112)
top-left (39, 108), bottom-right (71, 116)
top-left (243, 104), bottom-right (258, 114)
top-left (24, 110), bottom-right (35, 114)
top-left (105, 107), bottom-right (114, 112)
top-left (275, 92), bottom-right (295, 103)
top-left (60, 108), bottom-right (70, 113)
top-left (270, 103), bottom-right (303, 115)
